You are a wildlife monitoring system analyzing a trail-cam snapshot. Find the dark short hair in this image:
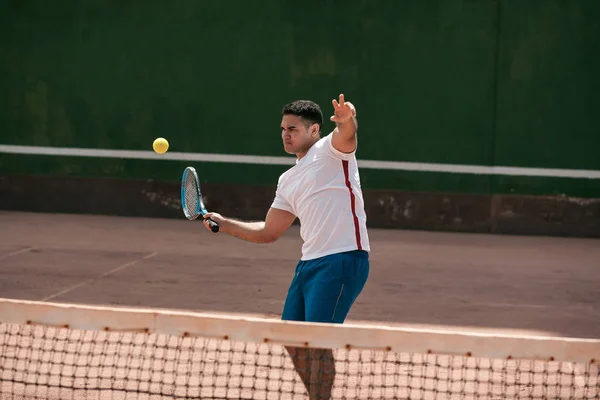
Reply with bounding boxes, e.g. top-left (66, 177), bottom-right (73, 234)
top-left (282, 100), bottom-right (323, 132)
